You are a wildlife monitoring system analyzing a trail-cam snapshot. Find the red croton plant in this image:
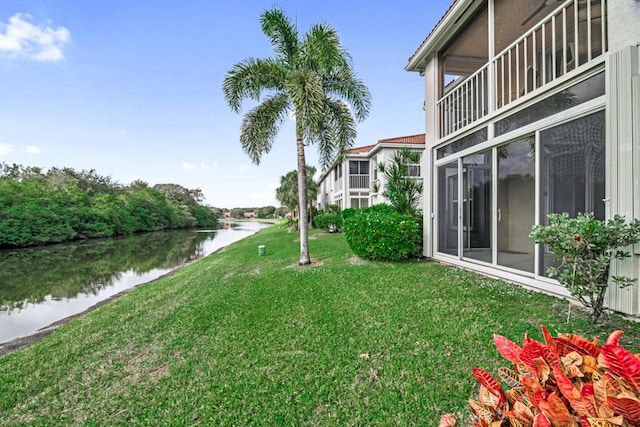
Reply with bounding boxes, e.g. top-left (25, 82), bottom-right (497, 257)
top-left (440, 326), bottom-right (640, 427)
